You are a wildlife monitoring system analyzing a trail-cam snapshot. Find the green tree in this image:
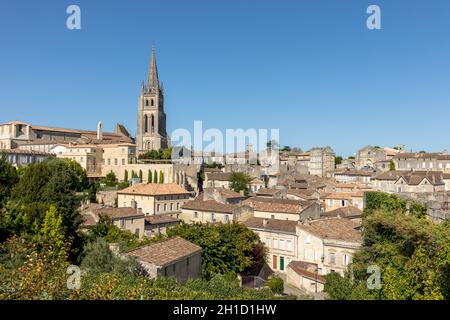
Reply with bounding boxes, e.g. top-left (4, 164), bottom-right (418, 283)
top-left (80, 238), bottom-right (144, 276)
top-left (266, 276), bottom-right (284, 294)
top-left (105, 171), bottom-right (116, 186)
top-left (229, 172), bottom-right (252, 196)
top-left (147, 170), bottom-right (152, 183)
top-left (0, 153), bottom-right (18, 208)
top-left (335, 156), bottom-right (343, 166)
top-left (4, 158), bottom-right (84, 241)
top-left (167, 223), bottom-right (265, 279)
top-left (153, 170), bottom-right (158, 183)
top-left (124, 170), bottom-right (129, 182)
top-left (159, 171), bottom-right (164, 184)
top-left (325, 208), bottom-right (450, 300)
top-left (161, 147), bottom-right (173, 160)
top-left (40, 205), bottom-right (67, 259)
top-left (389, 160), bottom-right (396, 171)
top-left (281, 146), bottom-right (291, 152)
